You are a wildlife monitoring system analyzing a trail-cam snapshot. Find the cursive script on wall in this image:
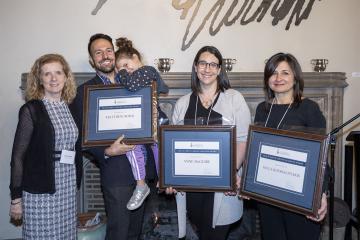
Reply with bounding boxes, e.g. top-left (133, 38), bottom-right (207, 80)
top-left (90, 0), bottom-right (321, 51)
top-left (92, 0), bottom-right (108, 15)
top-left (172, 0), bottom-right (321, 50)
